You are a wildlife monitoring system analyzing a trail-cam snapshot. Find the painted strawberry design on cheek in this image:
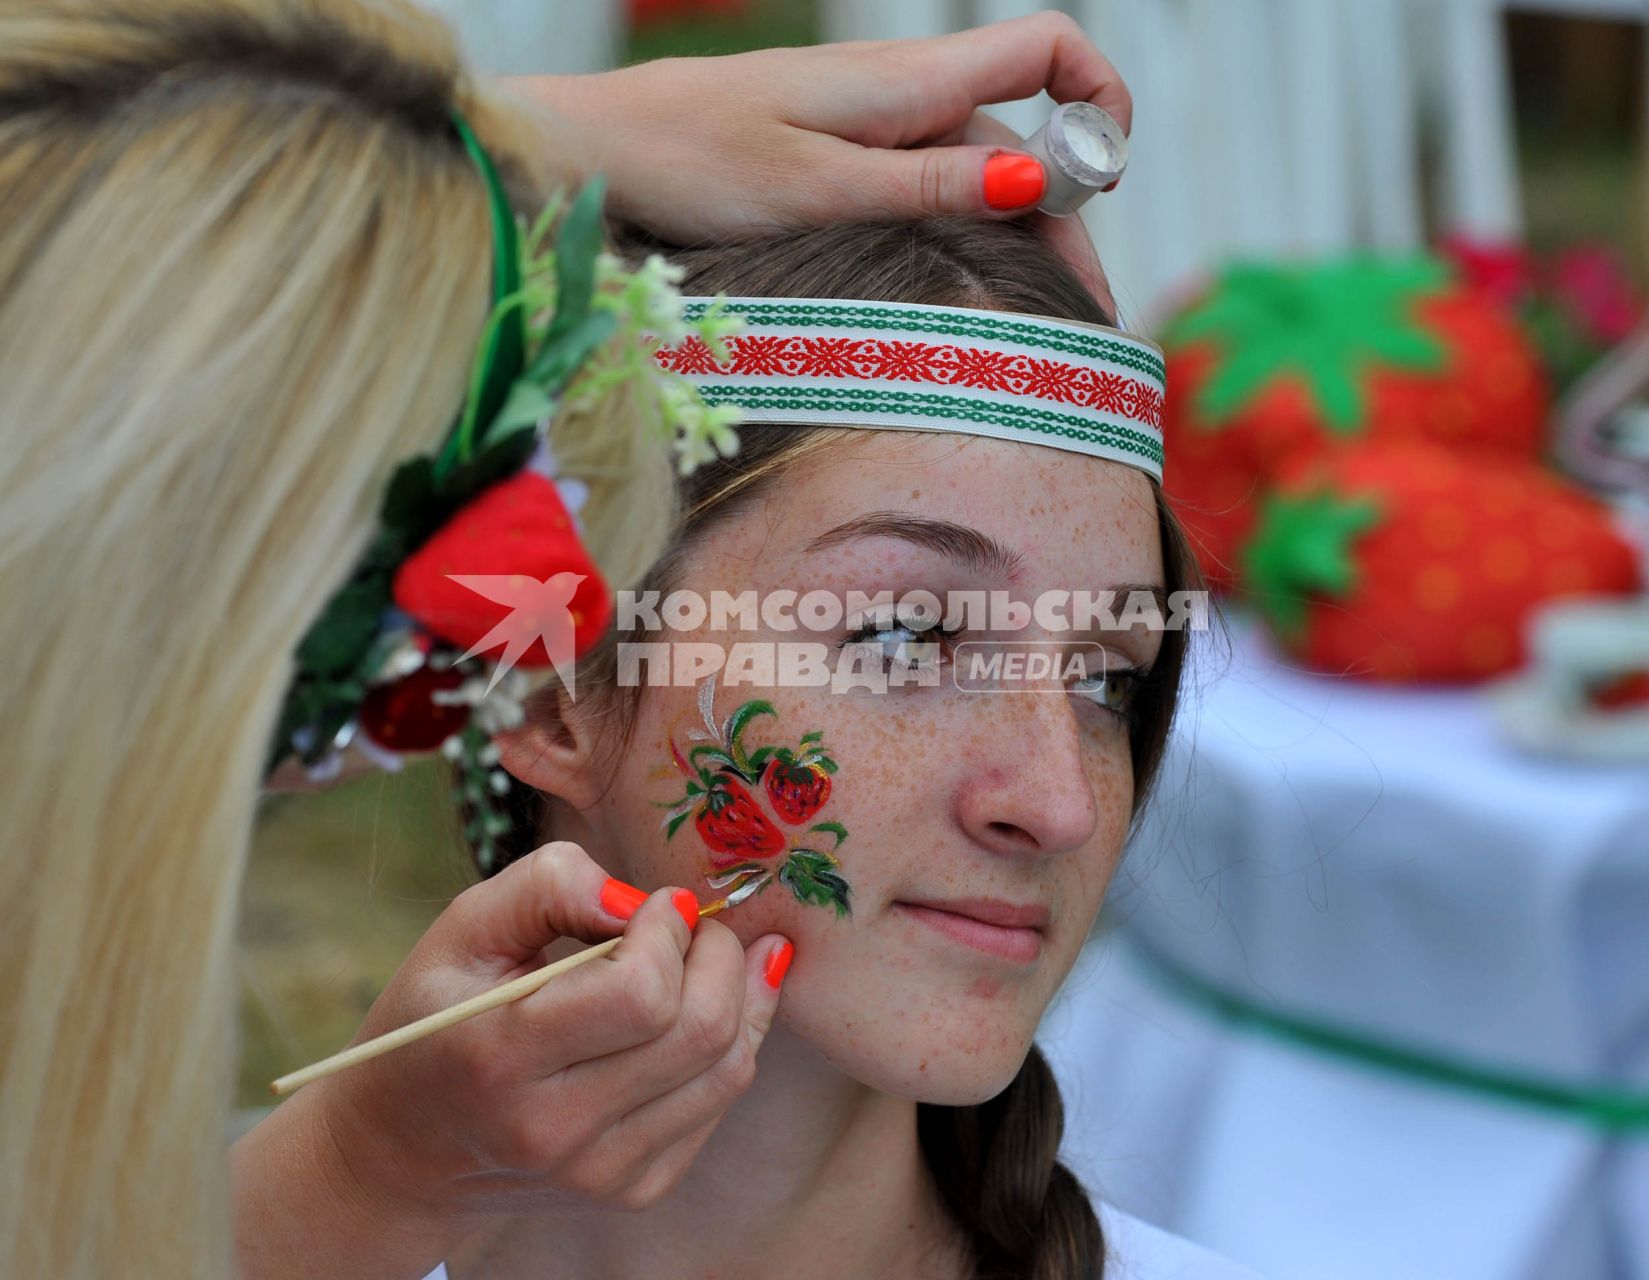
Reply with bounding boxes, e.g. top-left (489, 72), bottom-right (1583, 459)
top-left (660, 676), bottom-right (854, 918)
top-left (694, 774), bottom-right (786, 867)
top-left (760, 731), bottom-right (837, 825)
